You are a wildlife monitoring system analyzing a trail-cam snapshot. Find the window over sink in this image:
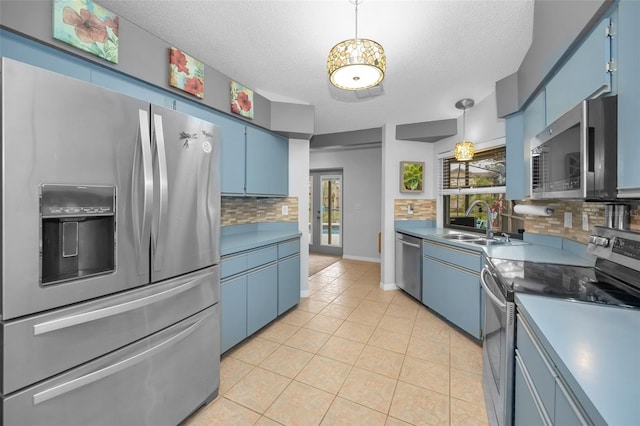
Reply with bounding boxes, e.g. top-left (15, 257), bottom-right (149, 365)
top-left (440, 146), bottom-right (523, 235)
